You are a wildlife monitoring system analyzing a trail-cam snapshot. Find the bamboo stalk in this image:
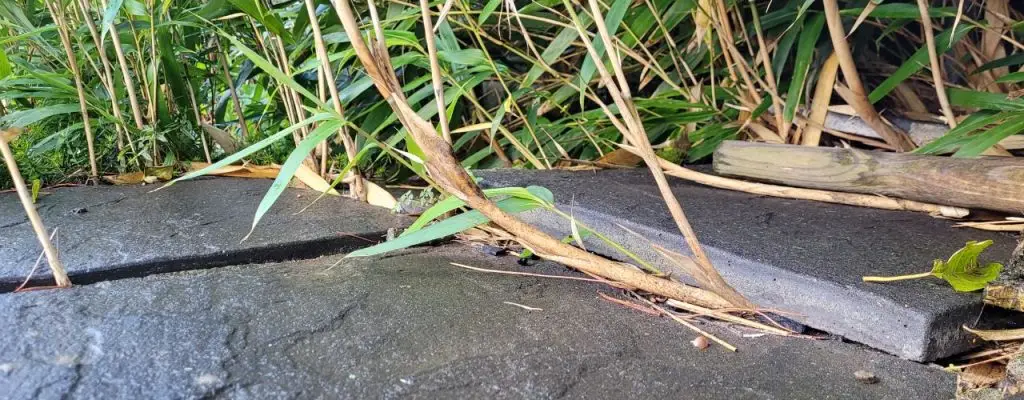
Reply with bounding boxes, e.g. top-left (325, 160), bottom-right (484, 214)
top-left (822, 0), bottom-right (915, 151)
top-left (184, 73), bottom-right (213, 163)
top-left (215, 39), bottom-right (251, 140)
top-left (46, 0), bottom-right (98, 182)
top-left (746, 0), bottom-right (786, 139)
top-left (74, 0), bottom-right (139, 160)
top-left (569, 0), bottom-right (754, 309)
top-left (419, 0), bottom-right (451, 143)
top-left (915, 0), bottom-right (957, 128)
top-left (101, 0), bottom-right (146, 129)
top-left (330, 0), bottom-right (734, 309)
top-left (0, 129), bottom-right (71, 288)
top-left (801, 53), bottom-right (840, 146)
top-left (302, 0), bottom-right (366, 200)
